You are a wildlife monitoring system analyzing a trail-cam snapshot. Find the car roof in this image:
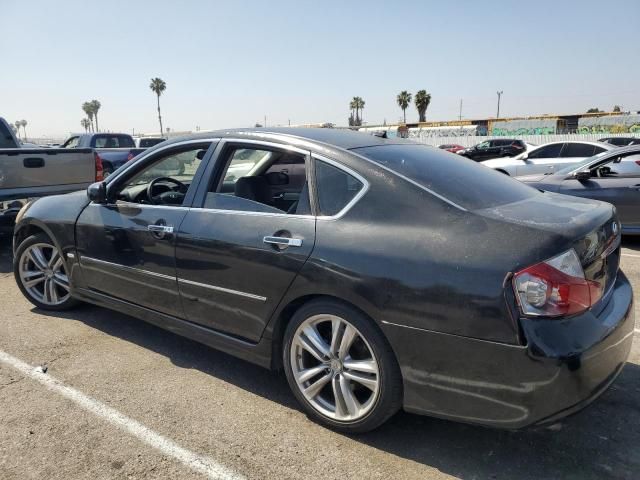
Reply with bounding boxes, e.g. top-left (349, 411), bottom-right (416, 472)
top-left (158, 128), bottom-right (409, 151)
top-left (530, 140), bottom-right (615, 149)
